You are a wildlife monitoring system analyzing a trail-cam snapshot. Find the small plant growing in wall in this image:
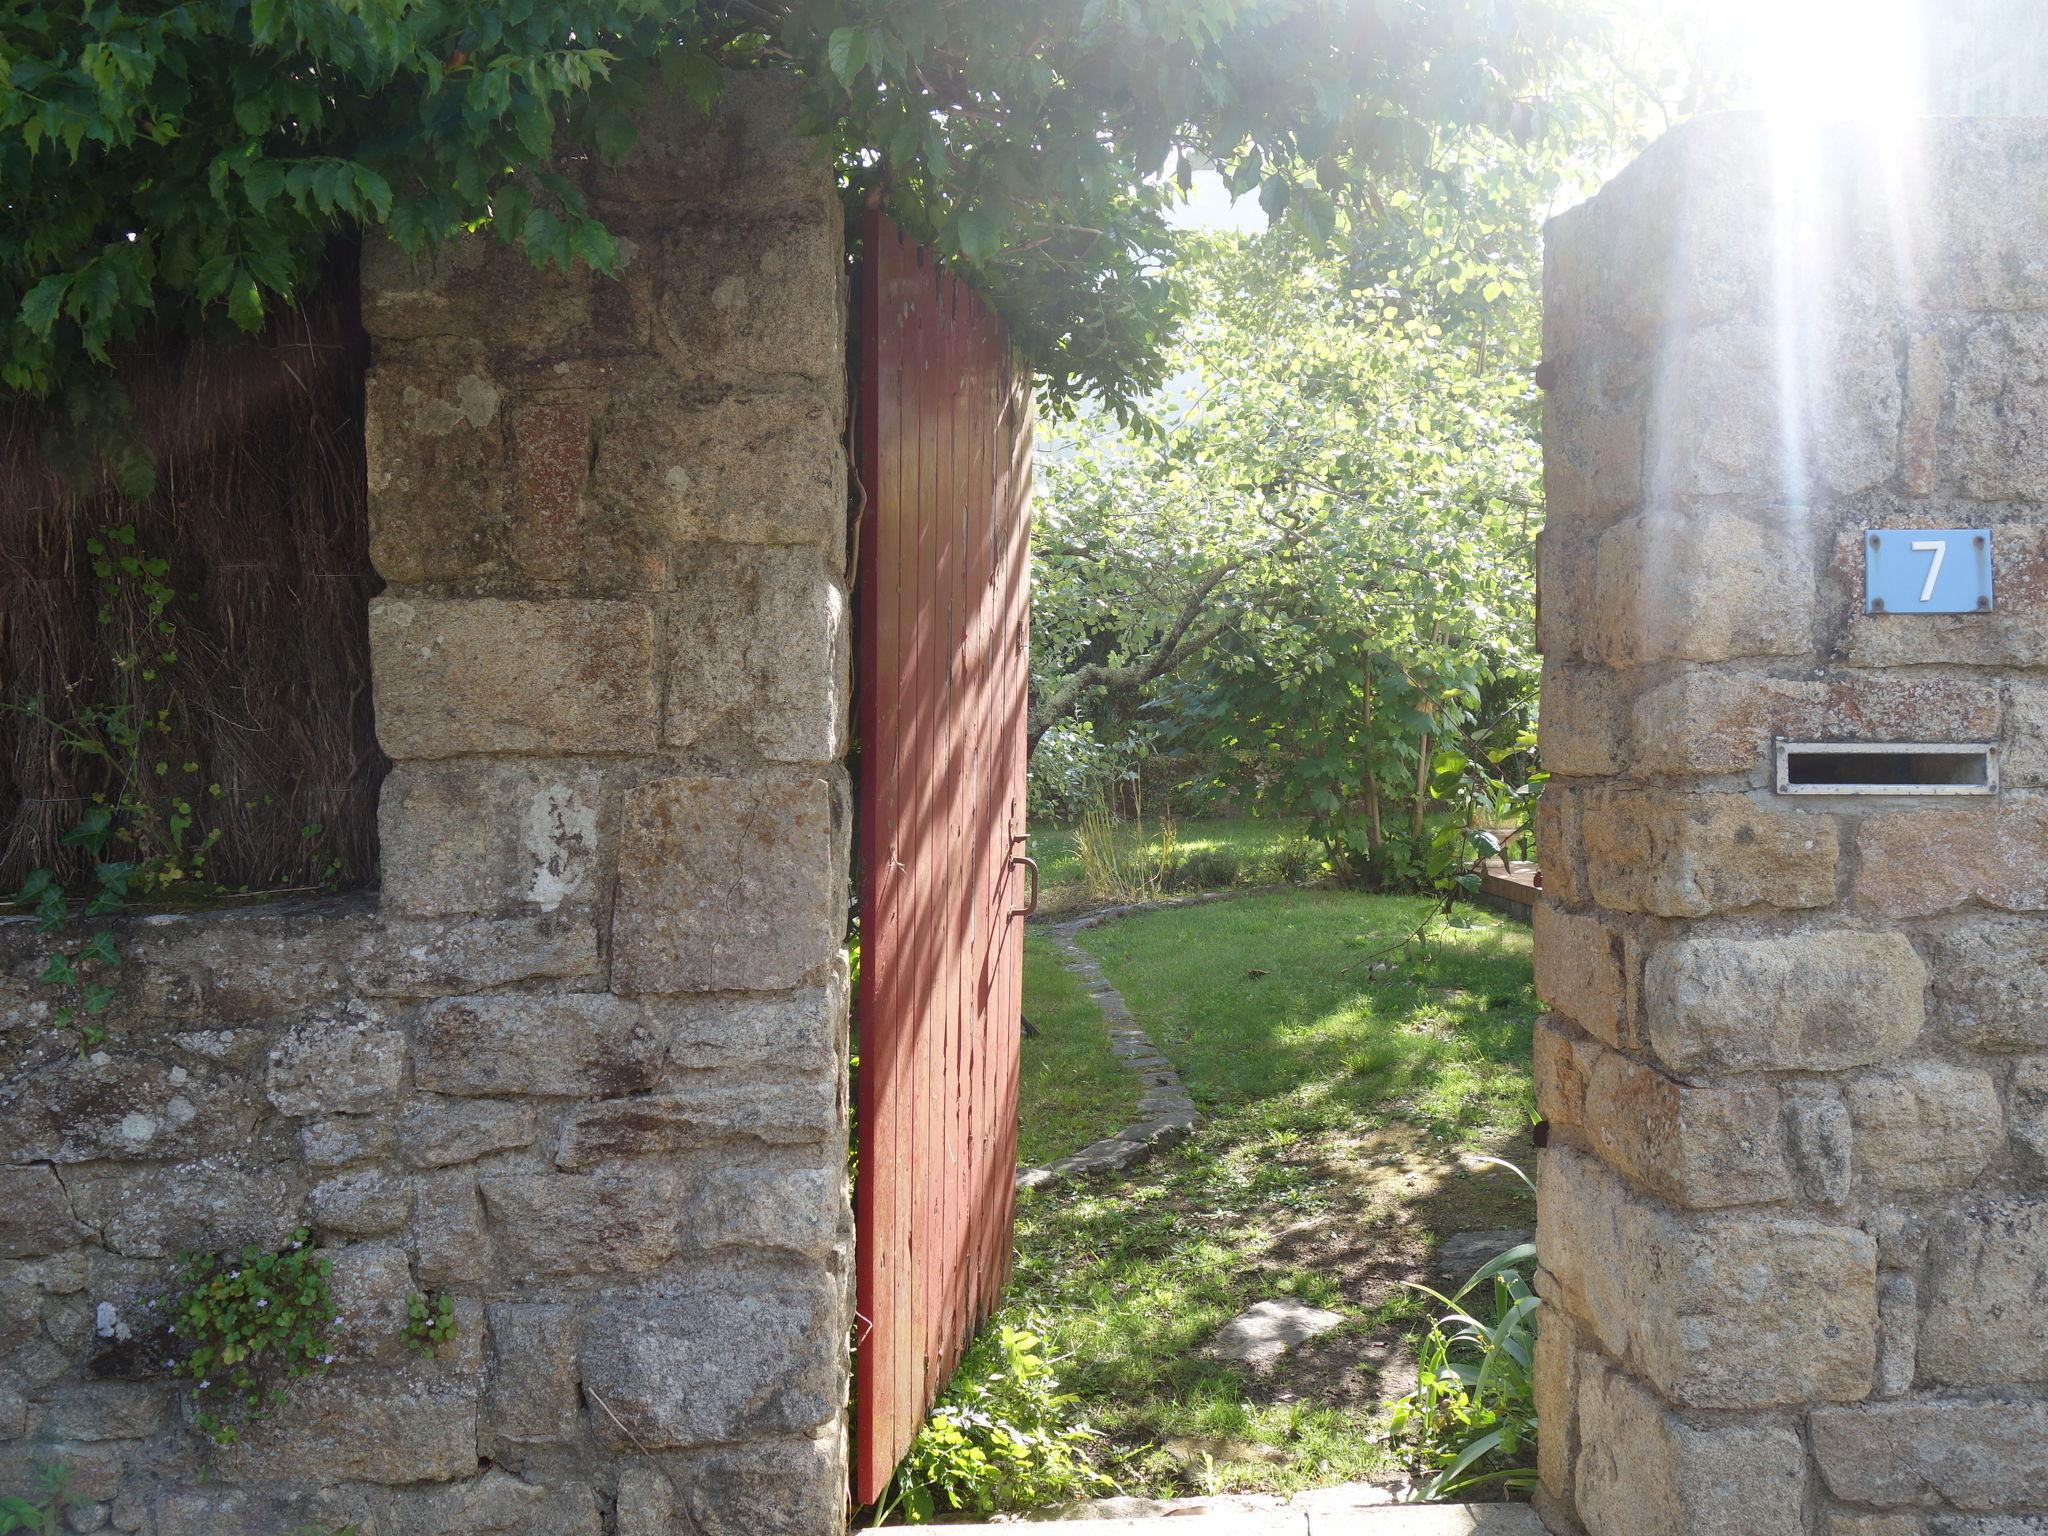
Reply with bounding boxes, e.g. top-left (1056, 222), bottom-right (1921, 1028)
top-left (0, 1464), bottom-right (70, 1534)
top-left (403, 1292), bottom-right (456, 1356)
top-left (164, 1228), bottom-right (337, 1446)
